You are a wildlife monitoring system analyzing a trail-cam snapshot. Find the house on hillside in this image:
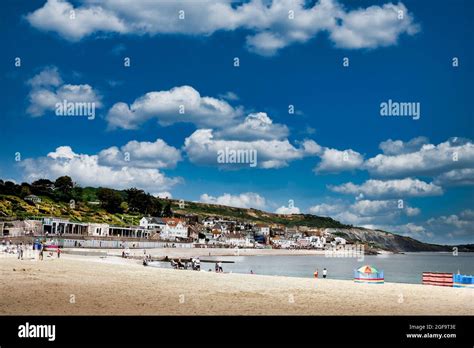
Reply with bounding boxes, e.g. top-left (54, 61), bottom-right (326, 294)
top-left (24, 194), bottom-right (41, 204)
top-left (255, 223), bottom-right (270, 236)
